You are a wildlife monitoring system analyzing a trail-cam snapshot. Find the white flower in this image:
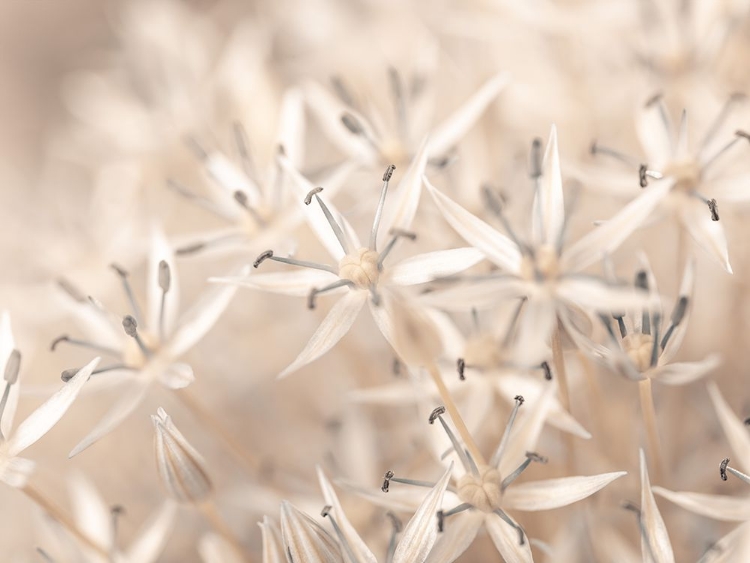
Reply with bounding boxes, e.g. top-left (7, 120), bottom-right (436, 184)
top-left (0, 312), bottom-right (99, 489)
top-left (424, 126), bottom-right (661, 364)
top-left (212, 146), bottom-right (484, 377)
top-left (633, 449), bottom-right (675, 563)
top-left (54, 231), bottom-right (246, 456)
